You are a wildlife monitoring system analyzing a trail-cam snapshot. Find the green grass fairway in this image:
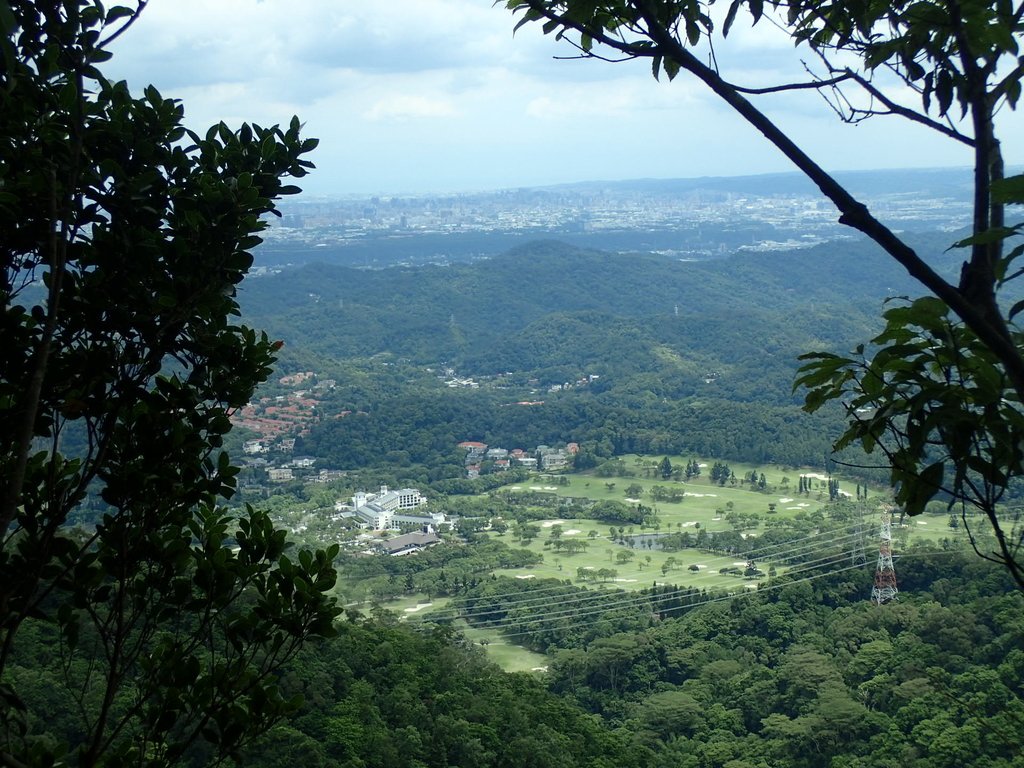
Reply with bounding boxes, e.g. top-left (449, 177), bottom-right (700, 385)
top-left (454, 620), bottom-right (549, 673)
top-left (491, 521), bottom-right (767, 593)
top-left (528, 460), bottom-right (852, 532)
top-left (348, 593), bottom-right (452, 620)
top-left (508, 456), bottom-right (954, 543)
top-left (488, 456), bottom-right (964, 591)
